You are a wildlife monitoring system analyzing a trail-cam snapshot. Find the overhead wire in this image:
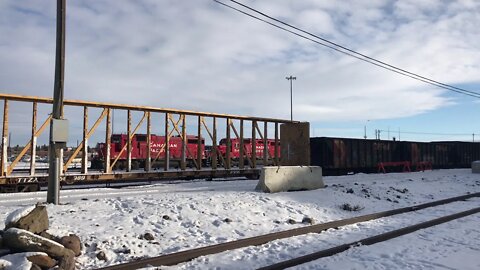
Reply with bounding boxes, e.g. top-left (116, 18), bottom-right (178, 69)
top-left (213, 0), bottom-right (480, 98)
top-left (377, 129), bottom-right (477, 136)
